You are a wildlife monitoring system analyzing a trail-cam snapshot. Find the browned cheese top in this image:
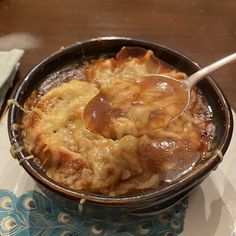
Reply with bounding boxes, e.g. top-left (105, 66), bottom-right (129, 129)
top-left (22, 47), bottom-right (215, 196)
